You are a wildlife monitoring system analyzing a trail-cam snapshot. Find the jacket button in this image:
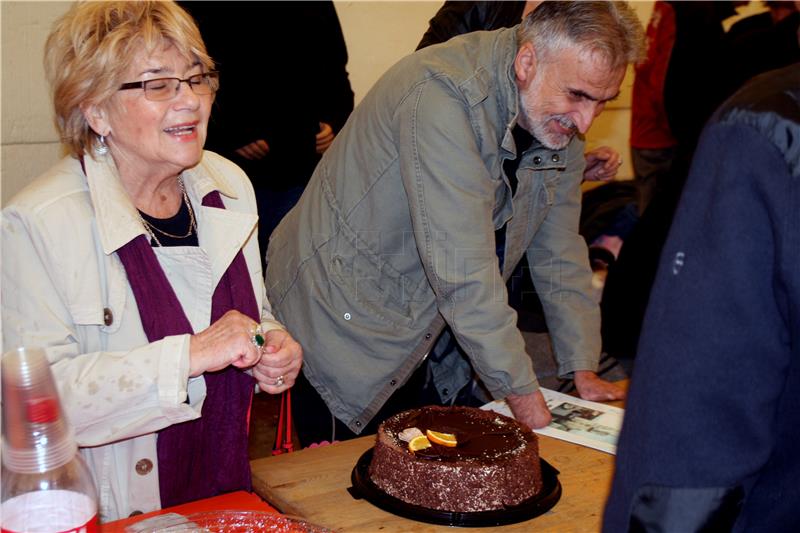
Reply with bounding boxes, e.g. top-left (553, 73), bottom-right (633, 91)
top-left (551, 154), bottom-right (560, 162)
top-left (103, 308), bottom-right (113, 326)
top-left (390, 379), bottom-right (397, 386)
top-left (533, 156), bottom-right (542, 165)
top-left (443, 388), bottom-right (449, 396)
top-left (135, 458), bottom-right (153, 475)
top-left (424, 333), bottom-right (432, 340)
top-left (355, 420), bottom-right (362, 427)
top-left (129, 510), bottom-right (143, 517)
top-left (343, 312), bottom-right (351, 320)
